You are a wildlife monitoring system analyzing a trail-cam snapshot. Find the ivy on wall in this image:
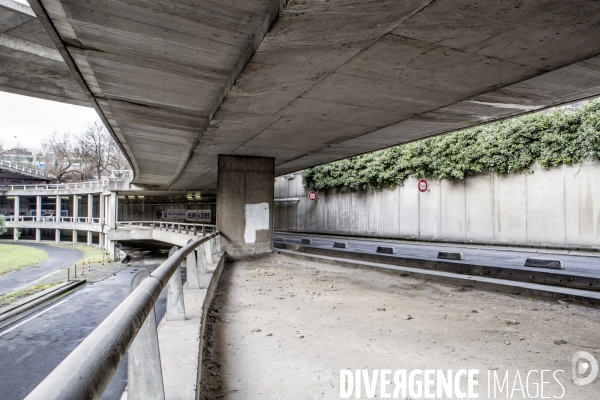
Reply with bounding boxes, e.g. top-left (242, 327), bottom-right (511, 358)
top-left (302, 100), bottom-right (600, 190)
